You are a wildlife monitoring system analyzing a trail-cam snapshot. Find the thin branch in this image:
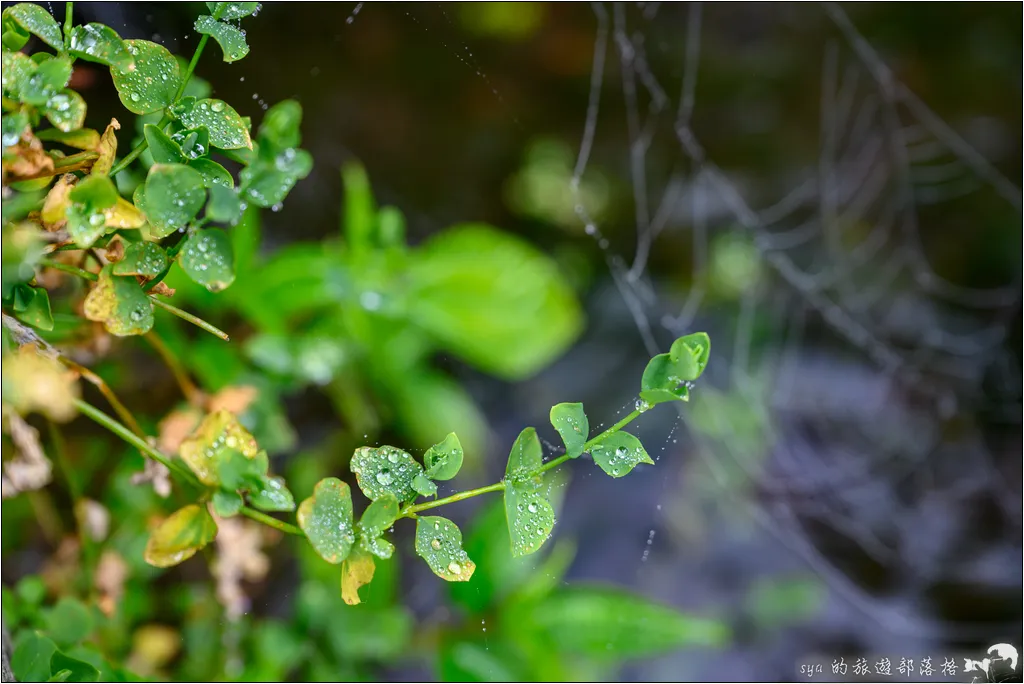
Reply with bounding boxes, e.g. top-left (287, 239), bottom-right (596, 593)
top-left (60, 357), bottom-right (147, 438)
top-left (149, 297), bottom-right (230, 341)
top-left (145, 331), bottom-right (204, 405)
